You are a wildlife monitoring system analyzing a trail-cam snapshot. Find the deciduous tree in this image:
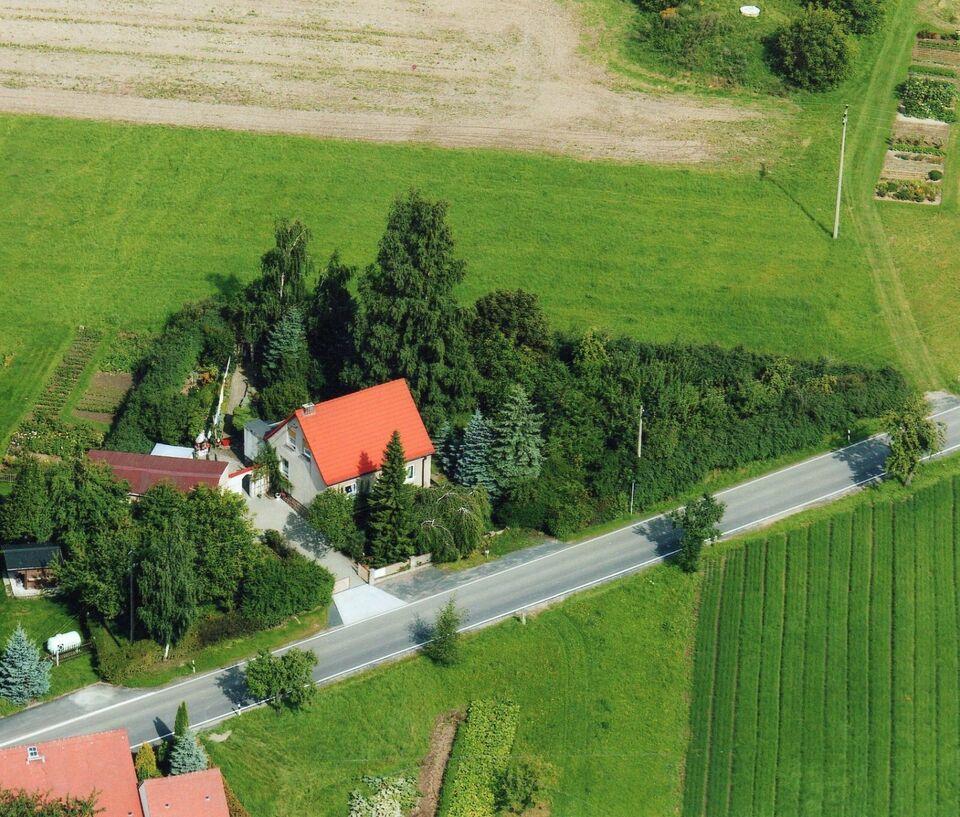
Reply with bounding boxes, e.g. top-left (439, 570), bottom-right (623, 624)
top-left (423, 599), bottom-right (463, 666)
top-left (244, 648), bottom-right (318, 710)
top-left (885, 395), bottom-right (945, 485)
top-left (669, 494), bottom-right (725, 573)
top-left (776, 8), bottom-right (853, 90)
top-left (135, 484), bottom-right (197, 658)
